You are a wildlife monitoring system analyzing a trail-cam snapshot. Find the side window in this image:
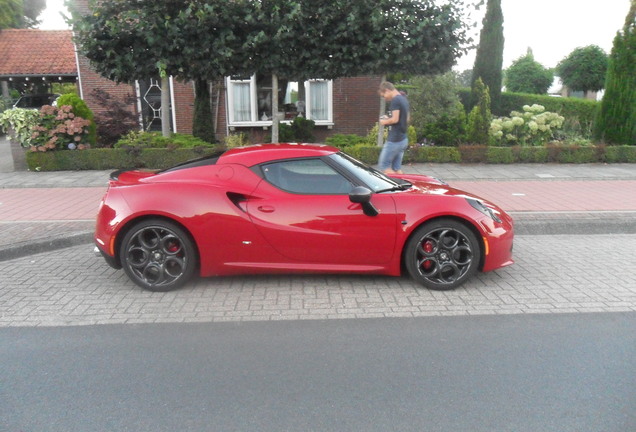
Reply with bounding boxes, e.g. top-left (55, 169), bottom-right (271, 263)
top-left (261, 159), bottom-right (354, 194)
